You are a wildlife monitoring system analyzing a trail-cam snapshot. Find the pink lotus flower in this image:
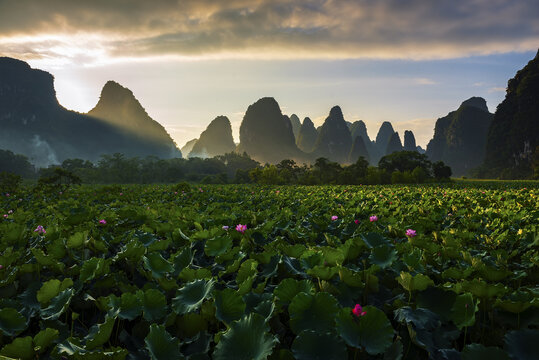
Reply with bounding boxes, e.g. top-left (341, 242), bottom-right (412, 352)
top-left (354, 219), bottom-right (359, 224)
top-left (8, 210), bottom-right (13, 214)
top-left (99, 219), bottom-right (107, 225)
top-left (0, 265), bottom-right (3, 269)
top-left (406, 229), bottom-right (417, 237)
top-left (34, 225), bottom-right (46, 234)
top-left (331, 215), bottom-right (338, 221)
top-left (369, 215), bottom-right (378, 222)
top-left (235, 224), bottom-right (247, 233)
top-left (3, 214), bottom-right (7, 219)
top-left (352, 304), bottom-right (367, 317)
